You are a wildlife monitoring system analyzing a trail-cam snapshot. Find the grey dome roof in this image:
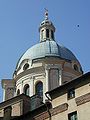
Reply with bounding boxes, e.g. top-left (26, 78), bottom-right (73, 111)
top-left (17, 40), bottom-right (79, 68)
